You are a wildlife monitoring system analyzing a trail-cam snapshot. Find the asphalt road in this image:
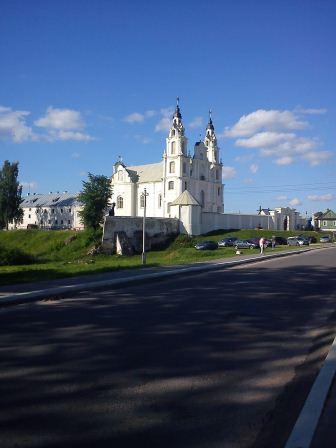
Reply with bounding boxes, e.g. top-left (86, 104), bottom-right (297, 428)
top-left (1, 247), bottom-right (336, 448)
